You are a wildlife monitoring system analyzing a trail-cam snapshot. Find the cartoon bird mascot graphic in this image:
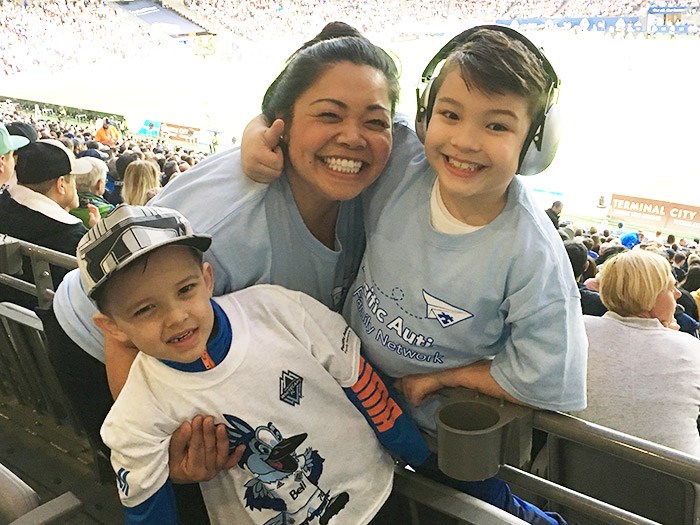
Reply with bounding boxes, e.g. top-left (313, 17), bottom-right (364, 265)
top-left (224, 414), bottom-right (350, 525)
